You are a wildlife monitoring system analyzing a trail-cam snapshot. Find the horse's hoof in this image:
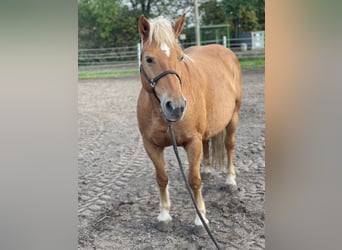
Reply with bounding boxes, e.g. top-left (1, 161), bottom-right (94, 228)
top-left (223, 184), bottom-right (238, 192)
top-left (225, 175), bottom-right (238, 192)
top-left (201, 171), bottom-right (213, 180)
top-left (220, 184), bottom-right (238, 193)
top-left (193, 225), bottom-right (206, 237)
top-left (227, 184), bottom-right (238, 192)
top-left (156, 220), bottom-right (172, 232)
